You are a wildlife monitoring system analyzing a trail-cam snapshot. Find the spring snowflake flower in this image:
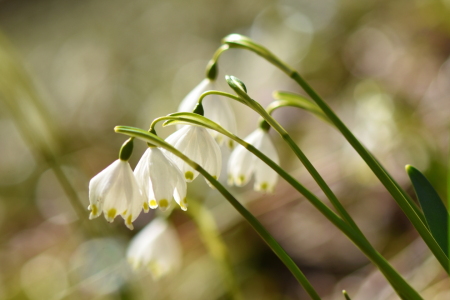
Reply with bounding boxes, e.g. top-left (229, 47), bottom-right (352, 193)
top-left (164, 125), bottom-right (222, 183)
top-left (88, 159), bottom-right (145, 230)
top-left (127, 217), bottom-right (182, 279)
top-left (228, 128), bottom-right (279, 192)
top-left (134, 147), bottom-right (188, 211)
top-left (178, 78), bottom-right (237, 148)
